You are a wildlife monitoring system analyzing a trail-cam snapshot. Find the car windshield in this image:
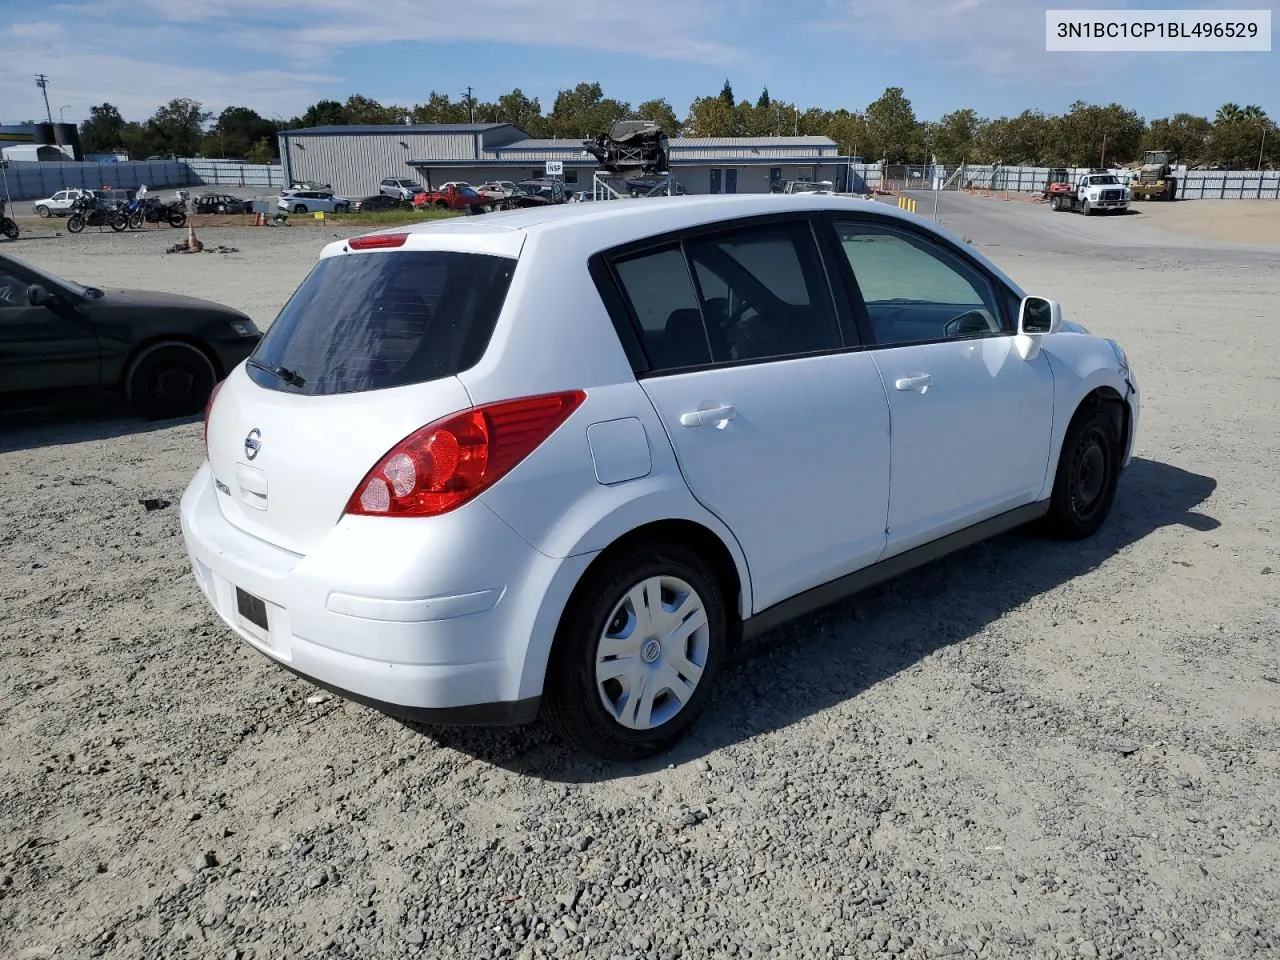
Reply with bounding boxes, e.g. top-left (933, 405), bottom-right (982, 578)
top-left (791, 182), bottom-right (828, 193)
top-left (458, 186), bottom-right (479, 197)
top-left (1090, 176), bottom-right (1119, 185)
